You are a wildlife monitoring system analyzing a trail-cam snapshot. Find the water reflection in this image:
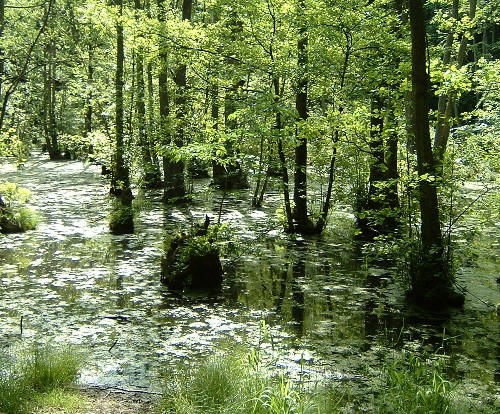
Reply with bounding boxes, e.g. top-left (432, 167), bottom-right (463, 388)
top-left (0, 154), bottom-right (499, 401)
